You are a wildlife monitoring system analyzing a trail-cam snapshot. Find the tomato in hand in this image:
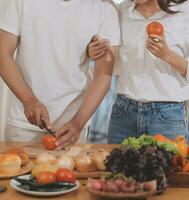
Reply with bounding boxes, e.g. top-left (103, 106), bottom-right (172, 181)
top-left (56, 168), bottom-right (77, 183)
top-left (147, 22), bottom-right (164, 36)
top-left (42, 135), bottom-right (57, 150)
top-left (36, 171), bottom-right (56, 184)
